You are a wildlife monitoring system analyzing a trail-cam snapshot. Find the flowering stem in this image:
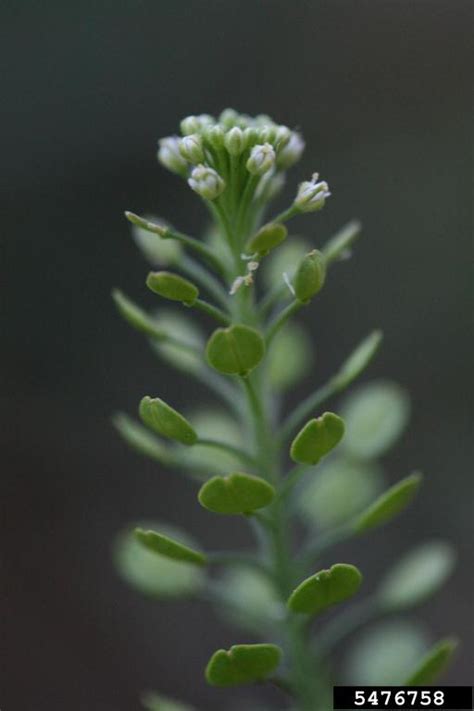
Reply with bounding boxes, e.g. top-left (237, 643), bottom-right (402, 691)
top-left (265, 300), bottom-right (303, 346)
top-left (192, 298), bottom-right (231, 325)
